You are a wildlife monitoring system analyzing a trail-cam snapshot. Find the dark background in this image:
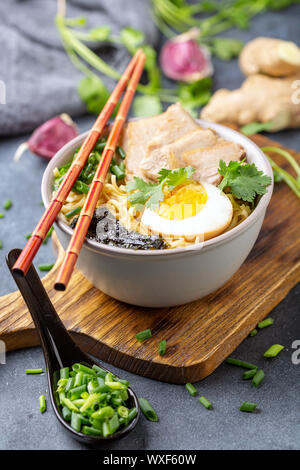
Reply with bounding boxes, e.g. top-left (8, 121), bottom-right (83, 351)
top-left (0, 3), bottom-right (299, 450)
